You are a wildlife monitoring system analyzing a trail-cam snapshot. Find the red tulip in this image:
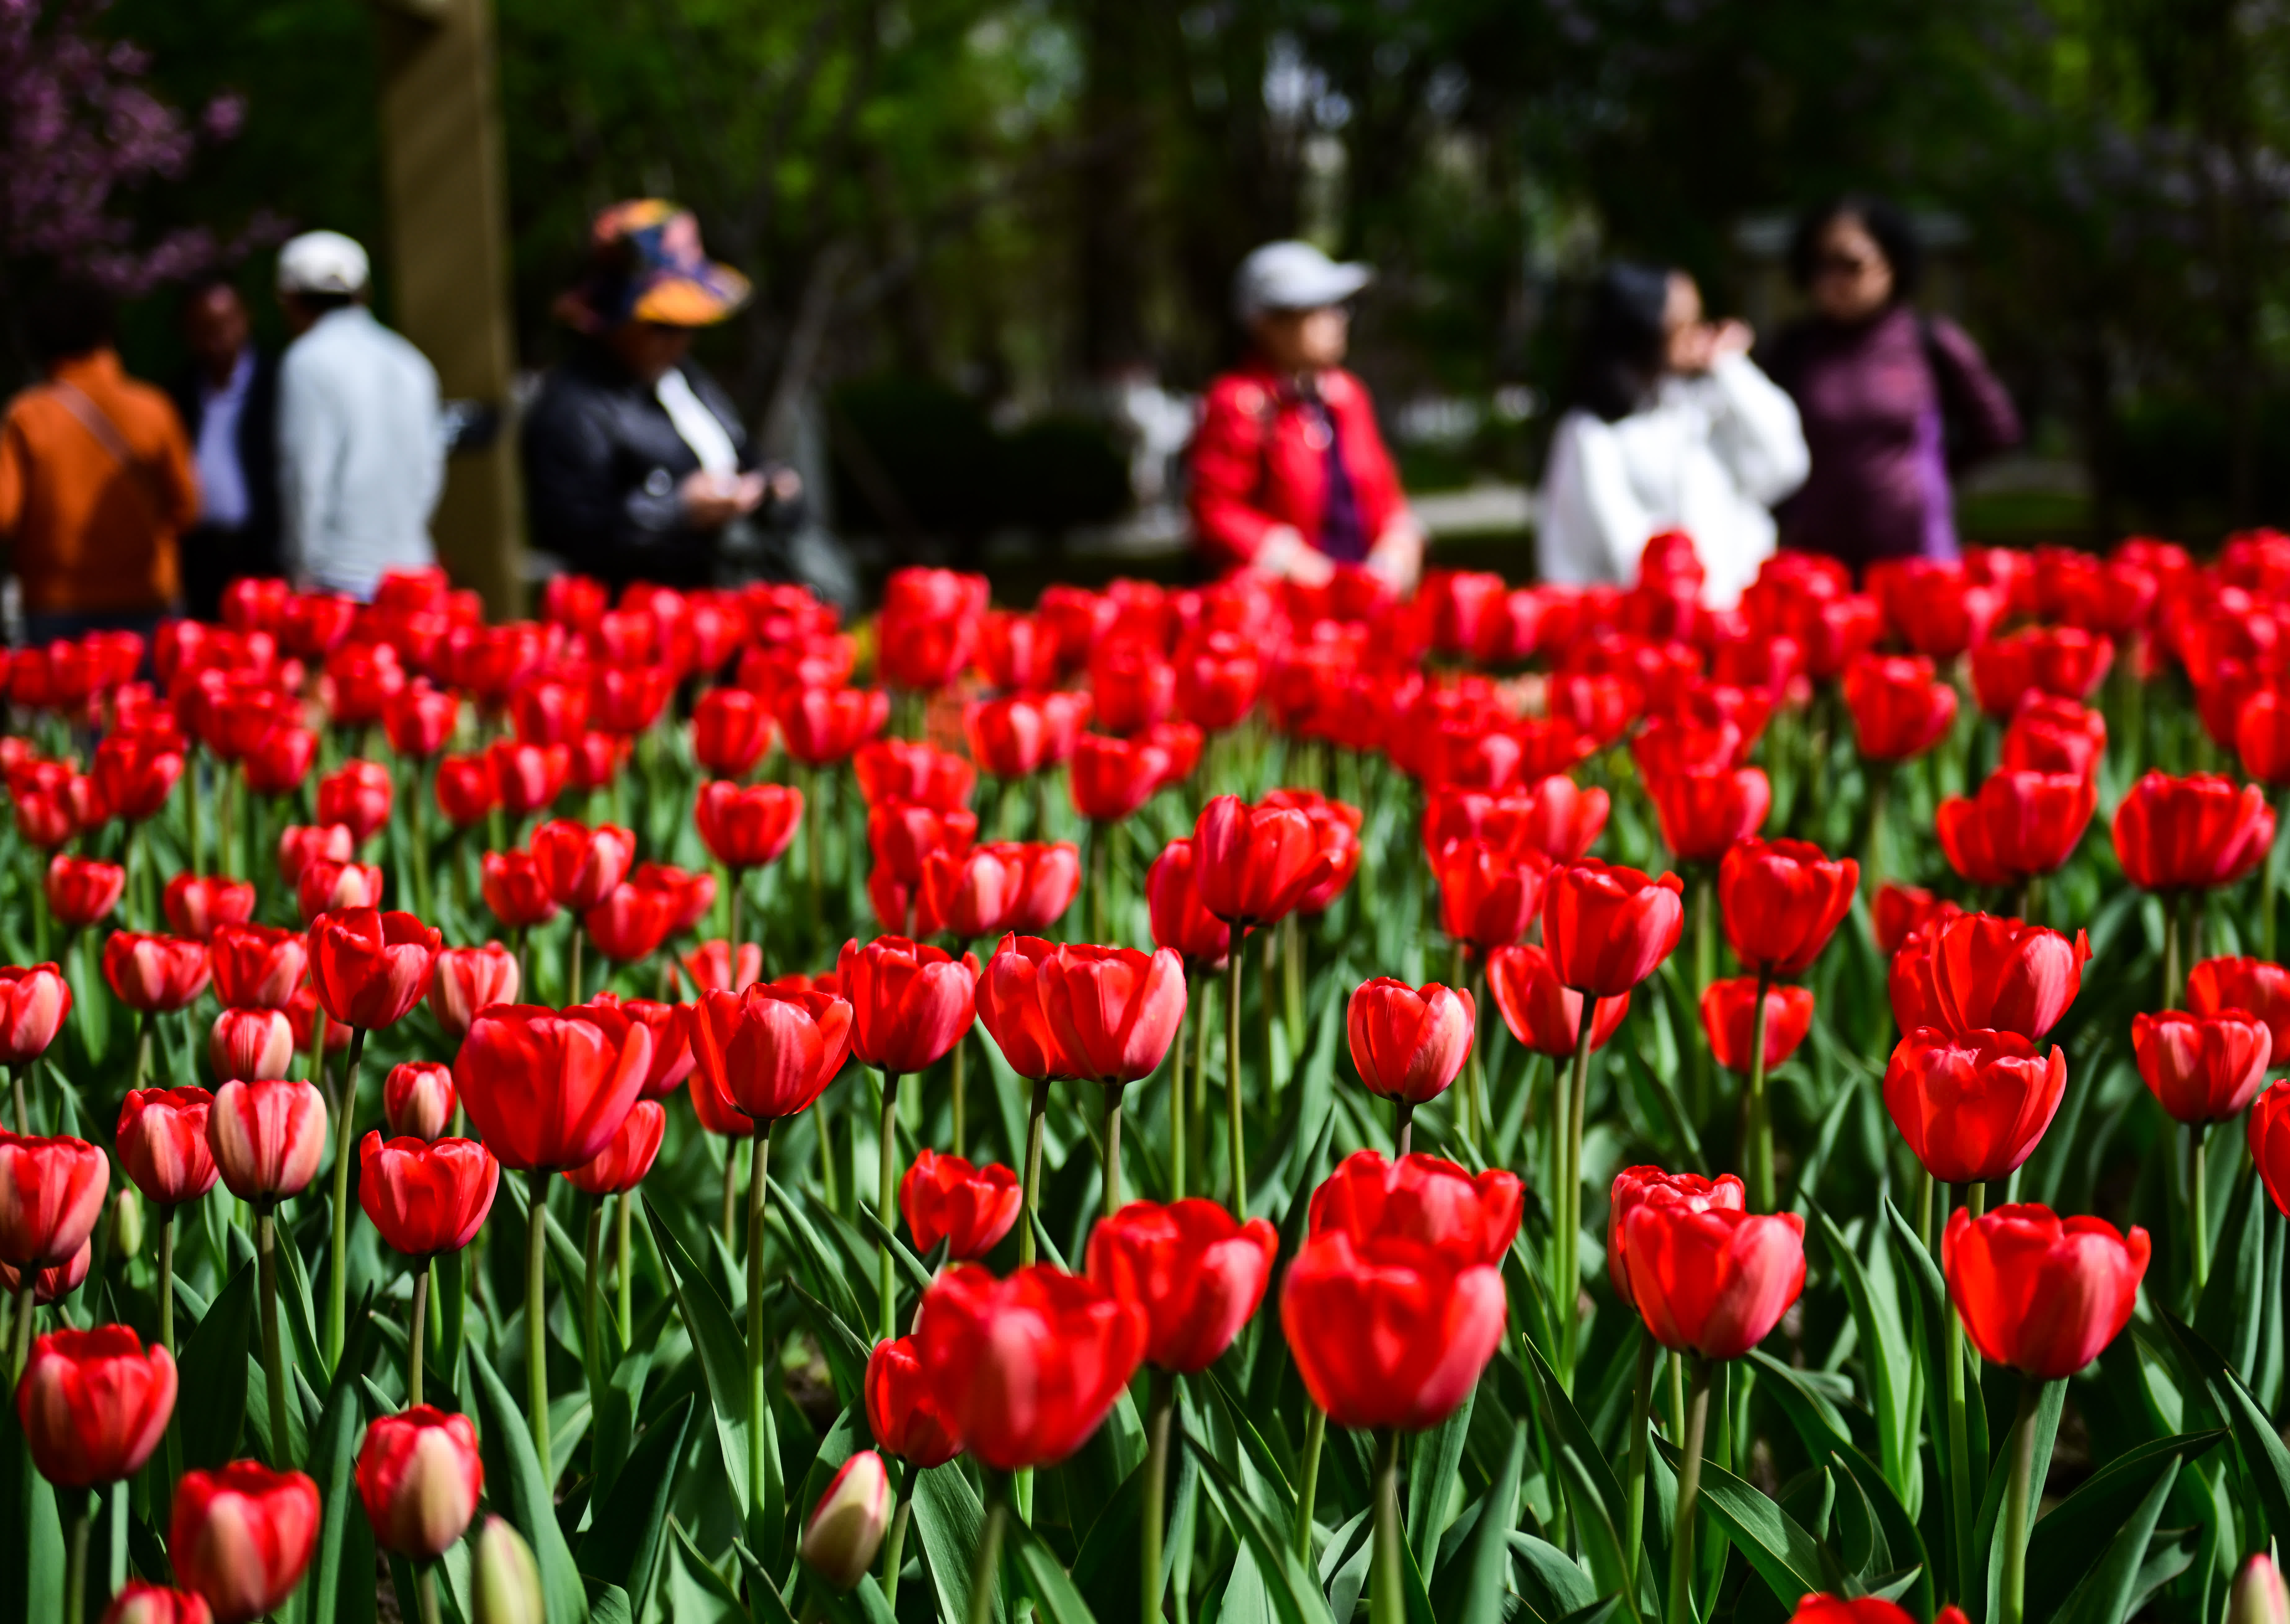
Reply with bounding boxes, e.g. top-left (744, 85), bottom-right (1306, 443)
top-left (1087, 1198), bottom-right (1279, 1373)
top-left (775, 684), bottom-right (891, 766)
top-left (1873, 884), bottom-right (1963, 956)
top-left (425, 943), bottom-right (519, 1040)
top-left (310, 908), bottom-right (439, 1029)
top-left (1346, 978), bottom-right (1474, 1104)
top-left (595, 995), bottom-right (695, 1098)
top-left (354, 1406), bottom-right (483, 1560)
top-left (1700, 978), bottom-right (1814, 1072)
top-left (915, 1263), bottom-right (1147, 1470)
top-left (1067, 732), bottom-right (1168, 823)
top-left (0, 1132), bottom-right (105, 1274)
top-left (317, 760), bottom-right (393, 841)
top-left (296, 859), bottom-right (386, 923)
top-left (1607, 1167), bottom-right (1744, 1309)
top-left (975, 609), bottom-right (1061, 691)
top-left (207, 1079), bottom-right (327, 1200)
top-left (98, 1581), bottom-right (213, 1624)
top-left (103, 931), bottom-right (212, 1013)
top-left (208, 925), bottom-right (305, 1011)
top-left (975, 935), bottom-right (1078, 1082)
top-left (383, 1062), bottom-right (456, 1140)
top-left (433, 754), bottom-right (496, 826)
top-left (170, 1460), bottom-right (322, 1623)
top-left (16, 1324), bottom-right (175, 1488)
top-left (1943, 1204), bottom-right (2148, 1378)
top-left (1485, 943), bottom-right (1628, 1057)
top-left (853, 739), bottom-right (976, 811)
top-left (530, 819), bottom-right (636, 909)
top-left (682, 938), bottom-right (762, 995)
top-left (1888, 913), bottom-right (2088, 1040)
top-left (1969, 626), bottom-right (2113, 718)
top-left (562, 1100), bottom-right (666, 1194)
top-left (866, 1335), bottom-right (960, 1468)
top-left (2132, 1009), bottom-right (2272, 1124)
top-left (689, 984), bottom-right (852, 1123)
top-left (1936, 770), bottom-right (2096, 884)
top-left (695, 780), bottom-right (804, 870)
top-left (1842, 654), bottom-right (1957, 762)
top-left (1174, 629), bottom-right (1264, 731)
top-left (899, 1149), bottom-right (1021, 1260)
top-left (0, 964), bottom-right (70, 1066)
top-left (1544, 859), bottom-right (1685, 996)
top-left (1090, 636), bottom-right (1175, 738)
top-left (1259, 789), bottom-right (1364, 913)
top-left (1043, 944), bottom-right (1187, 1086)
top-left (1002, 841), bottom-right (1080, 933)
top-left (2249, 1081), bottom-right (2290, 1218)
top-left (90, 733), bottom-right (183, 823)
top-left (1145, 838), bottom-right (1231, 970)
top-left (836, 936), bottom-right (978, 1075)
top-left (275, 823), bottom-right (353, 887)
top-left (1431, 837), bottom-right (1547, 953)
top-left (2238, 687), bottom-right (2290, 786)
top-left (454, 1003), bottom-right (653, 1172)
top-left (240, 726), bottom-right (317, 797)
top-left (1645, 763), bottom-right (1771, 864)
top-left (2113, 771), bottom-right (2275, 892)
top-left (209, 1007), bottom-right (295, 1082)
top-left (1192, 795), bottom-right (1334, 928)
top-left (2001, 696), bottom-right (2107, 779)
top-left (485, 739), bottom-right (570, 817)
top-left (116, 1088), bottom-right (218, 1207)
top-left (43, 854), bottom-right (122, 929)
top-left (1882, 1027), bottom-right (2068, 1183)
top-left (481, 850), bottom-right (558, 929)
top-left (965, 691), bottom-right (1090, 779)
top-left (381, 683), bottom-right (457, 759)
top-left (1306, 1149), bottom-right (1522, 1267)
top-left (1622, 1200), bottom-right (1805, 1359)
top-left (692, 687), bottom-right (773, 777)
top-left (1794, 1597), bottom-right (1969, 1624)
top-left (1719, 838), bottom-right (1857, 978)
top-left (161, 875), bottom-right (255, 941)
top-left (356, 1132), bottom-right (498, 1256)
top-left (1281, 1224), bottom-right (1505, 1430)
top-left (2189, 955), bottom-right (2290, 1061)
top-left (581, 880), bottom-right (678, 964)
